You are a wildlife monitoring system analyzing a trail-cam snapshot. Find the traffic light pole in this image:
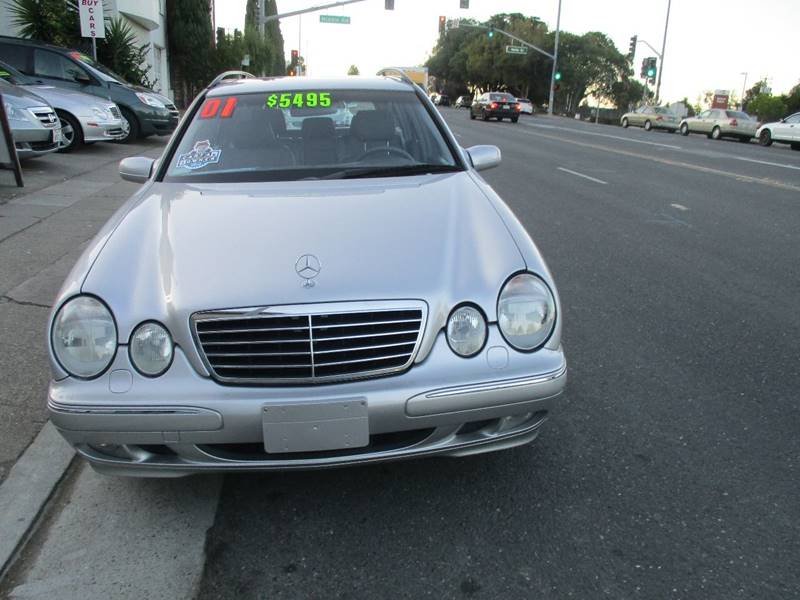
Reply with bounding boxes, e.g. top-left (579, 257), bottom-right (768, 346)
top-left (655, 0), bottom-right (671, 103)
top-left (547, 0), bottom-right (562, 116)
